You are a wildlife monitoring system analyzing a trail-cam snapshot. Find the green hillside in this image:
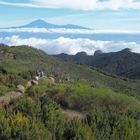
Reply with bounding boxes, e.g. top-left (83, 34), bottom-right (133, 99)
top-left (0, 45), bottom-right (140, 97)
top-left (0, 78), bottom-right (140, 140)
top-left (0, 45), bottom-right (140, 140)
